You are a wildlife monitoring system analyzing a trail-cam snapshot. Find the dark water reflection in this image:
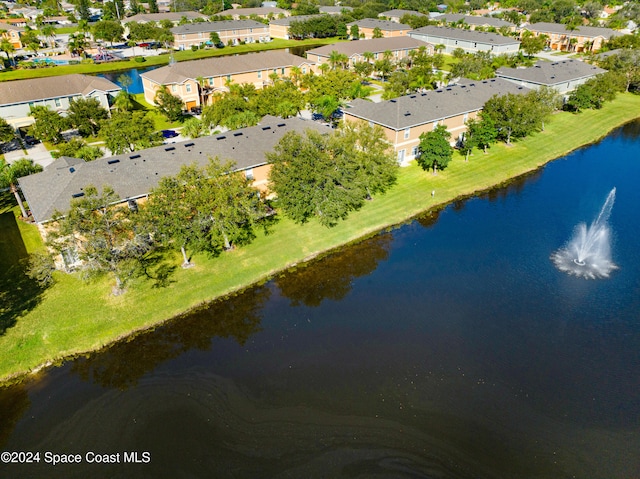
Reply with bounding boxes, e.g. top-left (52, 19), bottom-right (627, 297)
top-left (1, 121), bottom-right (640, 478)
